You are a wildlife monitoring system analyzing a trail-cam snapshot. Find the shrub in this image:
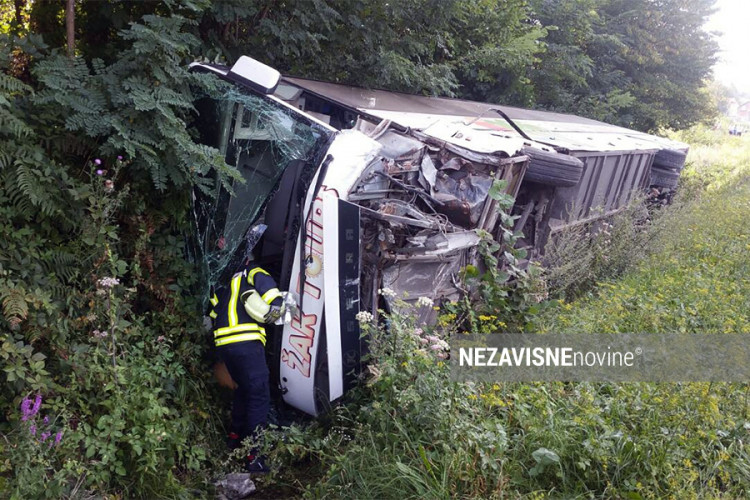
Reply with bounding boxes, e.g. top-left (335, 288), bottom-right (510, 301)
top-left (542, 196), bottom-right (652, 300)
